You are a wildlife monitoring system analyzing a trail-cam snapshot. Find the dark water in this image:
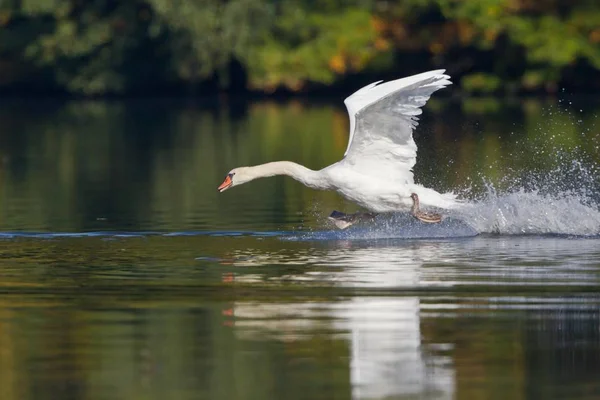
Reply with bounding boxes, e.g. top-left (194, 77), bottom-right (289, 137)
top-left (0, 97), bottom-right (599, 399)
